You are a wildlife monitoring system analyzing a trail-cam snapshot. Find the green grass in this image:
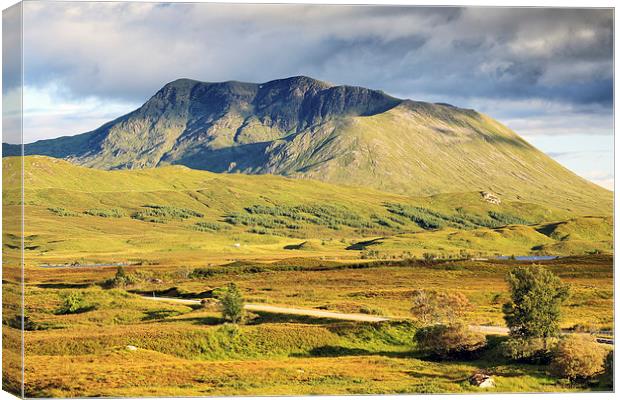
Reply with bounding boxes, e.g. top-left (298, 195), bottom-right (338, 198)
top-left (10, 77), bottom-right (612, 216)
top-left (16, 276), bottom-right (612, 396)
top-left (2, 156), bottom-right (612, 268)
top-left (2, 155), bottom-right (613, 397)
